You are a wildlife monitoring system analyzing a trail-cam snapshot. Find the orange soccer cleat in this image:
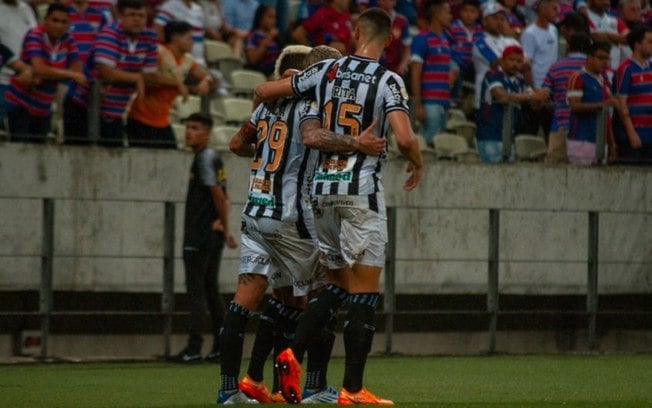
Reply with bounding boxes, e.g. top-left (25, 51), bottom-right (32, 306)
top-left (270, 391), bottom-right (287, 403)
top-left (337, 387), bottom-right (394, 405)
top-left (238, 375), bottom-right (273, 403)
top-left (275, 348), bottom-right (302, 404)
